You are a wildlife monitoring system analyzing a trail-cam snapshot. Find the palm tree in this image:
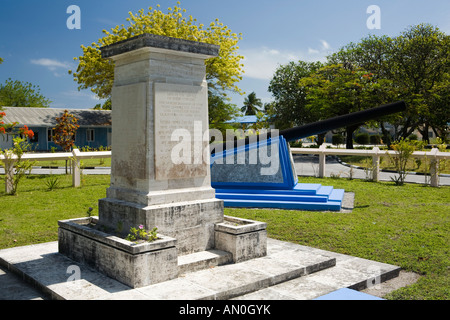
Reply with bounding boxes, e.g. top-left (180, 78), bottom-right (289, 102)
top-left (241, 92), bottom-right (263, 115)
